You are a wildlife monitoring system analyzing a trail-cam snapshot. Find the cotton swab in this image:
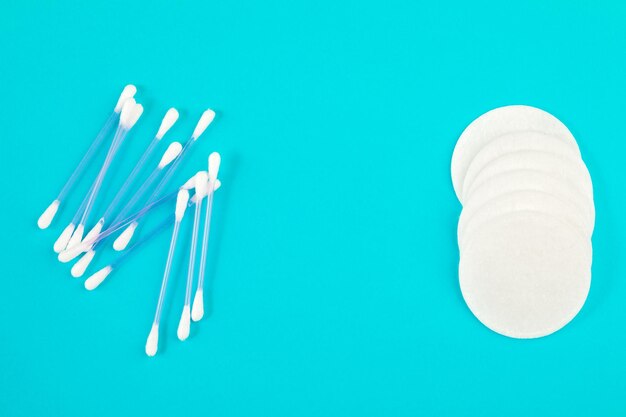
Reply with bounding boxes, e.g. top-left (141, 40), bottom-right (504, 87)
top-left (114, 109), bottom-right (216, 251)
top-left (38, 85), bottom-right (136, 229)
top-left (69, 142), bottom-right (183, 277)
top-left (65, 100), bottom-right (143, 249)
top-left (145, 189), bottom-right (190, 357)
top-left (177, 172), bottom-right (208, 341)
top-left (54, 223), bottom-right (78, 253)
top-left (192, 152), bottom-right (221, 321)
top-left (83, 108), bottom-right (179, 244)
top-left (84, 179), bottom-right (222, 290)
